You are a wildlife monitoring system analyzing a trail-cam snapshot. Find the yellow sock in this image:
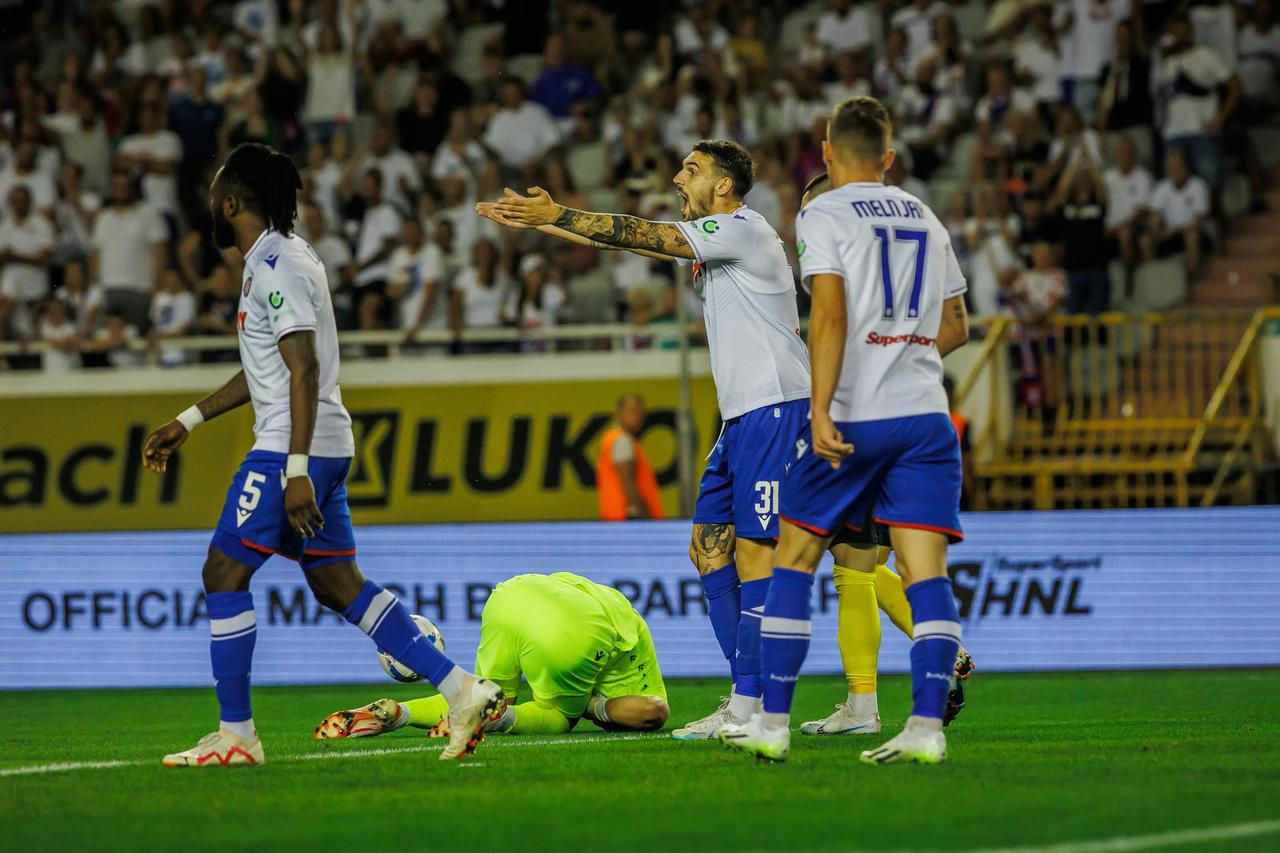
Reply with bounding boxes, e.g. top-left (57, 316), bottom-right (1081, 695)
top-left (511, 700), bottom-right (572, 735)
top-left (833, 564), bottom-right (880, 695)
top-left (874, 564), bottom-right (914, 638)
top-left (401, 694), bottom-right (448, 729)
